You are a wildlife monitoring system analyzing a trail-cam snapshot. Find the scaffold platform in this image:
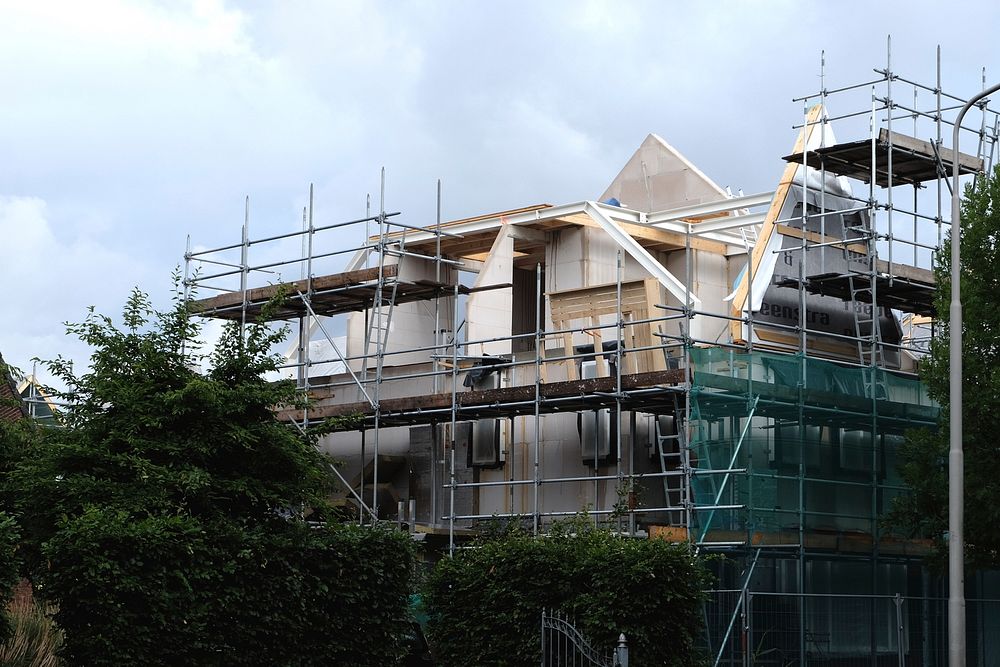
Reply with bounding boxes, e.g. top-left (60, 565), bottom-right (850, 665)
top-left (783, 128), bottom-right (982, 187)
